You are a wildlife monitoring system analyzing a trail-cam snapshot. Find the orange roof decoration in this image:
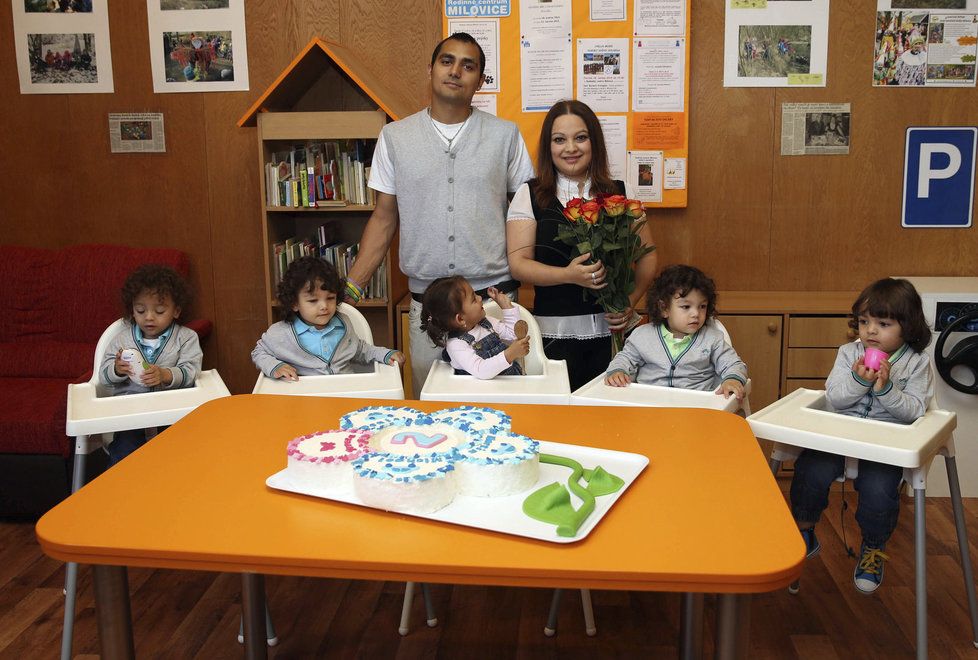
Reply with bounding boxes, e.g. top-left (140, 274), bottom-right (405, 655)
top-left (238, 37), bottom-right (418, 127)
